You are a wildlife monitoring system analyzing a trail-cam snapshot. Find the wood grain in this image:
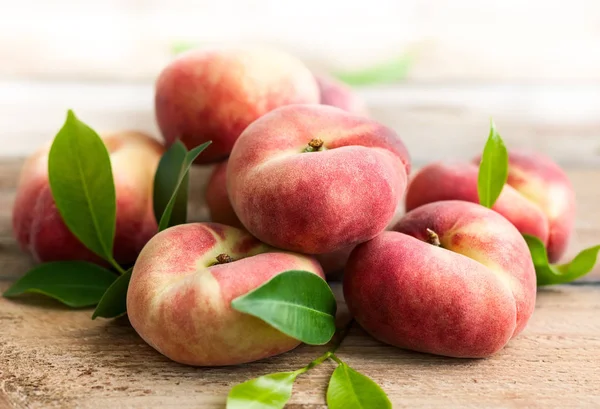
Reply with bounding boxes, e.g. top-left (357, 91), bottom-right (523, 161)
top-left (1, 158), bottom-right (599, 408)
top-left (1, 281), bottom-right (599, 408)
